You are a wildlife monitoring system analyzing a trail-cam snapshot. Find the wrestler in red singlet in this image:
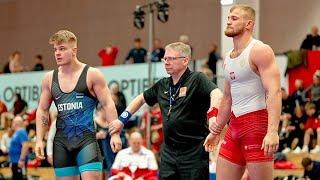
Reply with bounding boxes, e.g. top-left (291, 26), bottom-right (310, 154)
top-left (203, 4), bottom-right (281, 180)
